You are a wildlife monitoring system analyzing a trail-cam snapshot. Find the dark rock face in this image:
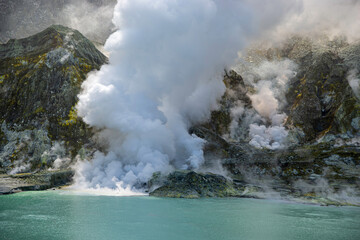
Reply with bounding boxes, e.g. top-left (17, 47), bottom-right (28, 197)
top-left (0, 25), bottom-right (107, 173)
top-left (282, 38), bottom-right (360, 141)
